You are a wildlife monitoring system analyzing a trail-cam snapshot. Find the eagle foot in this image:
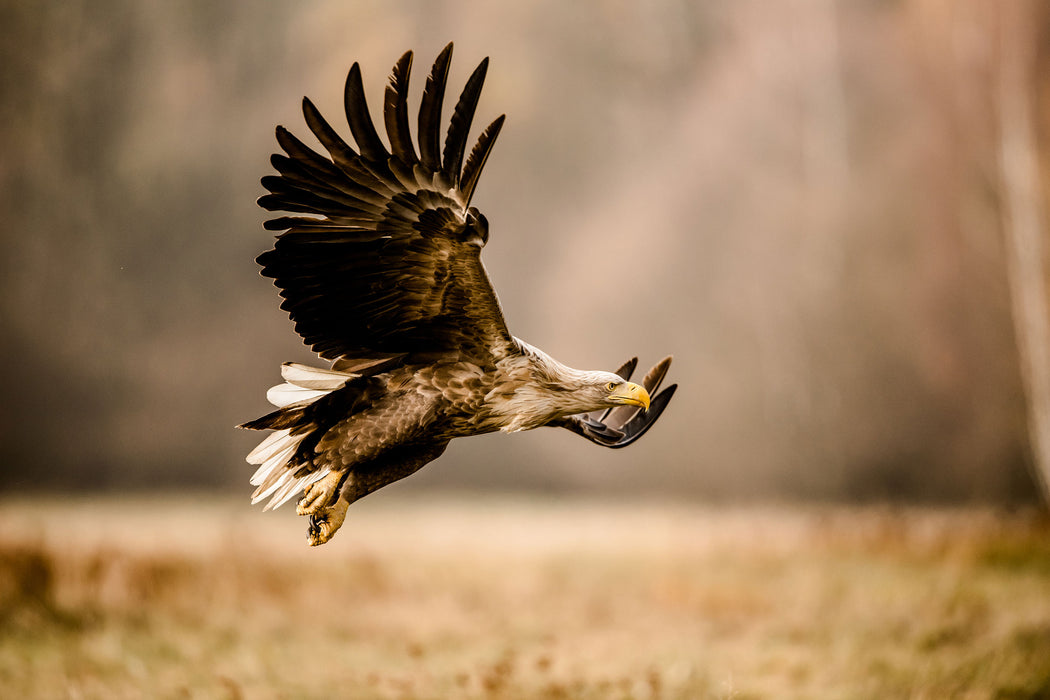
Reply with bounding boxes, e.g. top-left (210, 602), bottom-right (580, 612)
top-left (306, 498), bottom-right (349, 547)
top-left (296, 470), bottom-right (346, 516)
